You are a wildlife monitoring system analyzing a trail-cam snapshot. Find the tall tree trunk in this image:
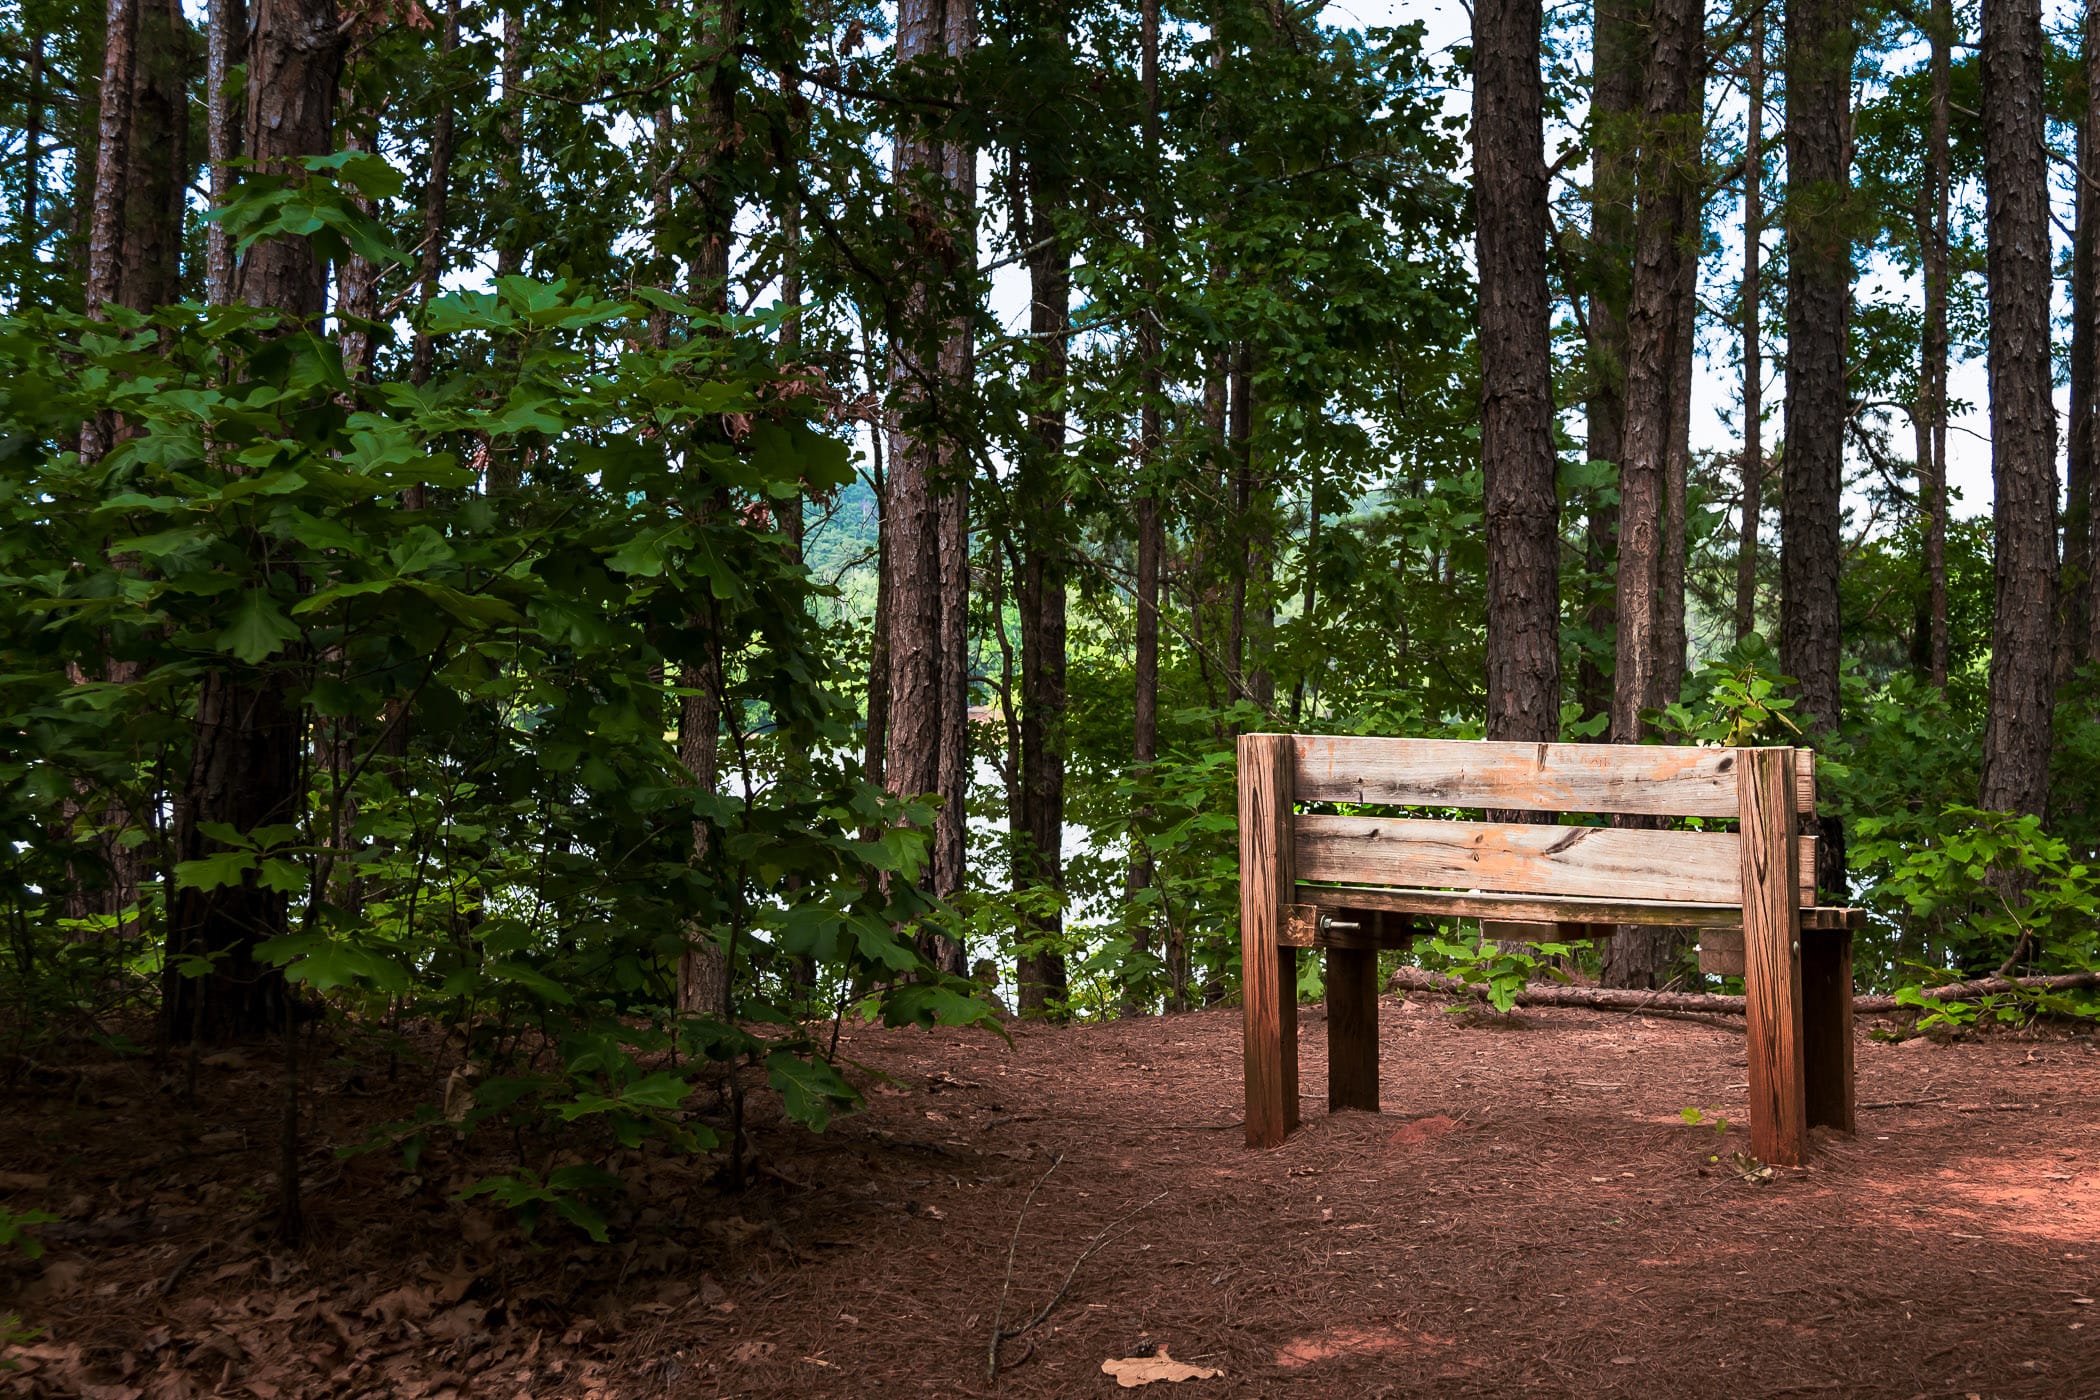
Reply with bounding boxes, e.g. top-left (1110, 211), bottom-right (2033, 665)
top-left (1581, 0), bottom-right (1639, 725)
top-left (1016, 19), bottom-right (1070, 1014)
top-left (1978, 0), bottom-right (2060, 821)
top-left (1126, 0), bottom-right (1165, 1016)
top-left (1226, 345), bottom-right (1263, 708)
top-left (494, 11), bottom-right (525, 282)
top-left (21, 33), bottom-right (43, 280)
top-left (335, 96), bottom-right (380, 381)
top-left (677, 0), bottom-right (741, 1020)
top-left (1608, 0), bottom-right (1697, 745)
top-left (1657, 181), bottom-right (1699, 700)
top-left (1600, 0), bottom-right (1698, 990)
top-left (780, 65), bottom-right (806, 561)
top-left (406, 0), bottom-right (460, 389)
top-left (1783, 0), bottom-right (1853, 897)
top-left (2068, 74), bottom-right (2094, 690)
top-left (206, 0), bottom-right (244, 306)
top-left (1920, 0), bottom-right (1953, 686)
top-left (1735, 10), bottom-right (1765, 644)
top-left (2086, 0), bottom-right (2100, 666)
top-left (164, 0), bottom-right (341, 1047)
top-left (1475, 0), bottom-right (1562, 744)
top-left (932, 0), bottom-right (975, 947)
top-left (883, 0), bottom-right (972, 976)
